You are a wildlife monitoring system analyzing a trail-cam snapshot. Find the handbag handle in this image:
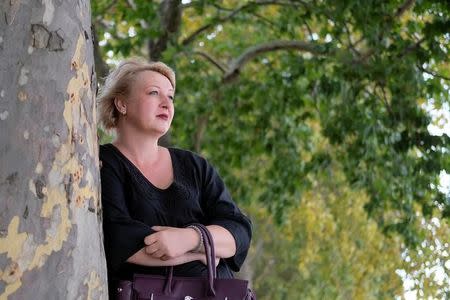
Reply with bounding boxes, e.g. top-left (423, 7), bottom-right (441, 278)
top-left (194, 224), bottom-right (217, 278)
top-left (163, 224), bottom-right (217, 296)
